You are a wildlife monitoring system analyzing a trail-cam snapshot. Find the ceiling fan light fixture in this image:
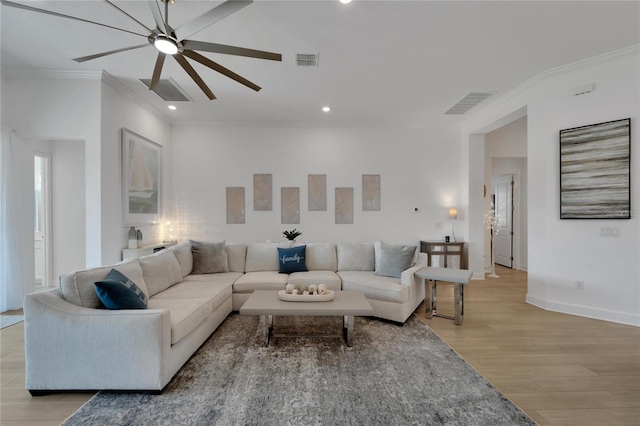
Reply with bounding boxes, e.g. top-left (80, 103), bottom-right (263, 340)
top-left (154, 36), bottom-right (179, 55)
